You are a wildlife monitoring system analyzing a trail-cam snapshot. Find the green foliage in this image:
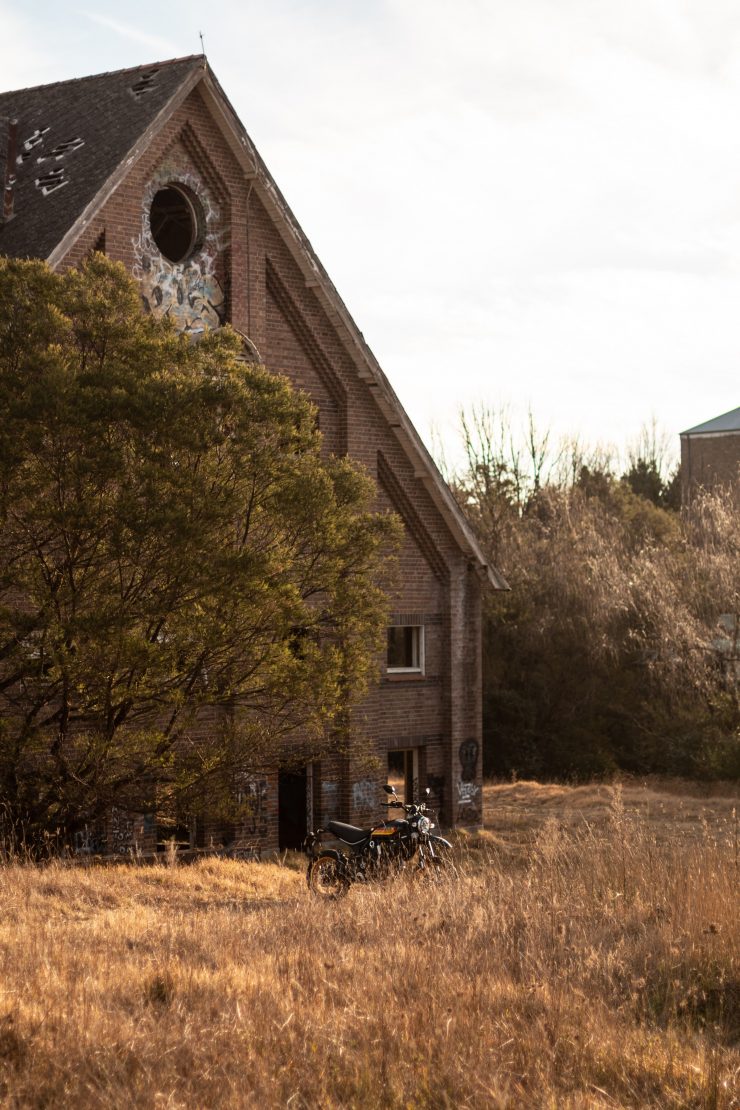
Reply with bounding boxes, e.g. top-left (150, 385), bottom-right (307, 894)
top-left (0, 256), bottom-right (400, 843)
top-left (455, 407), bottom-right (739, 780)
top-left (621, 458), bottom-right (683, 510)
